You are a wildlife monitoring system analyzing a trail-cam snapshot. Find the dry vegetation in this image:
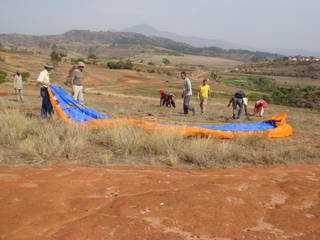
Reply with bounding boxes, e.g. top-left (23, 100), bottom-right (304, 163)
top-left (0, 103), bottom-right (318, 168)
